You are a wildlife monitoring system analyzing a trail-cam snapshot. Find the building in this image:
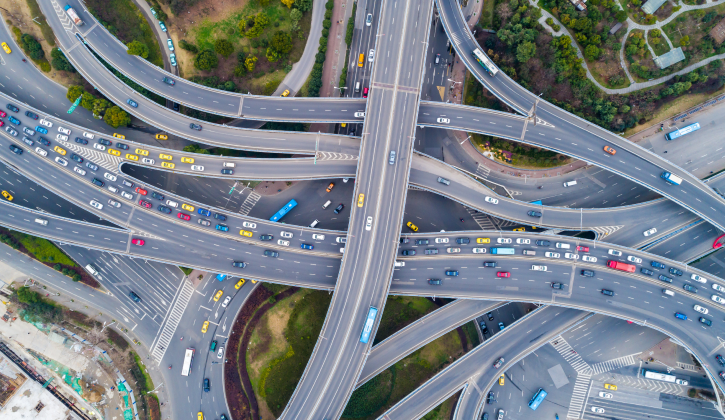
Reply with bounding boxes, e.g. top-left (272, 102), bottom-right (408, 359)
top-left (0, 356), bottom-right (71, 420)
top-left (569, 0), bottom-right (587, 11)
top-left (609, 22), bottom-right (623, 35)
top-left (709, 17), bottom-right (725, 44)
top-left (642, 0), bottom-right (667, 15)
top-left (654, 47), bottom-right (686, 69)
